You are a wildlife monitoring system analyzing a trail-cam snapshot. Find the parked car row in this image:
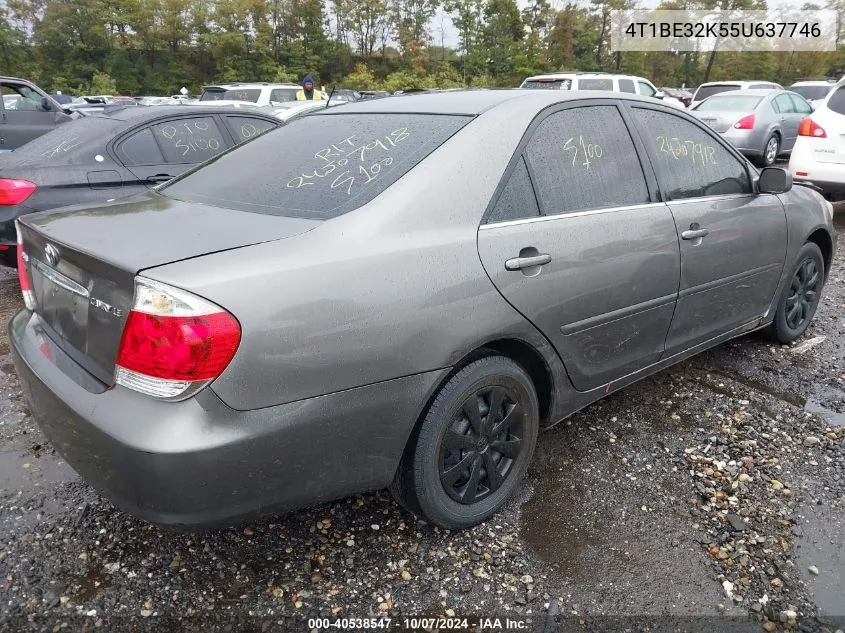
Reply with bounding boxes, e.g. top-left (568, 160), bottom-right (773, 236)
top-left (5, 87), bottom-right (835, 531)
